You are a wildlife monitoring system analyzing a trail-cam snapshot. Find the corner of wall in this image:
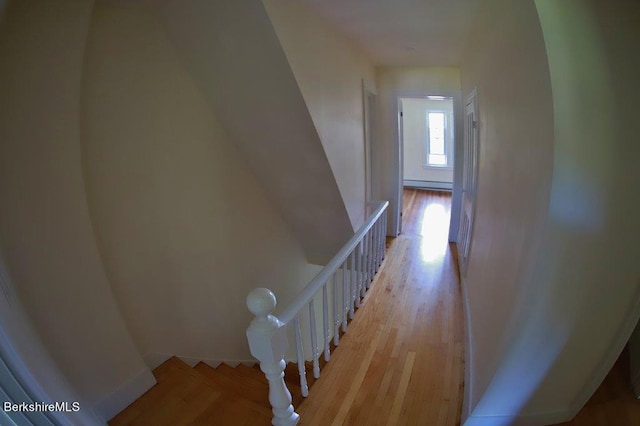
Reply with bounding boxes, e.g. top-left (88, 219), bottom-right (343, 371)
top-left (92, 367), bottom-right (156, 422)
